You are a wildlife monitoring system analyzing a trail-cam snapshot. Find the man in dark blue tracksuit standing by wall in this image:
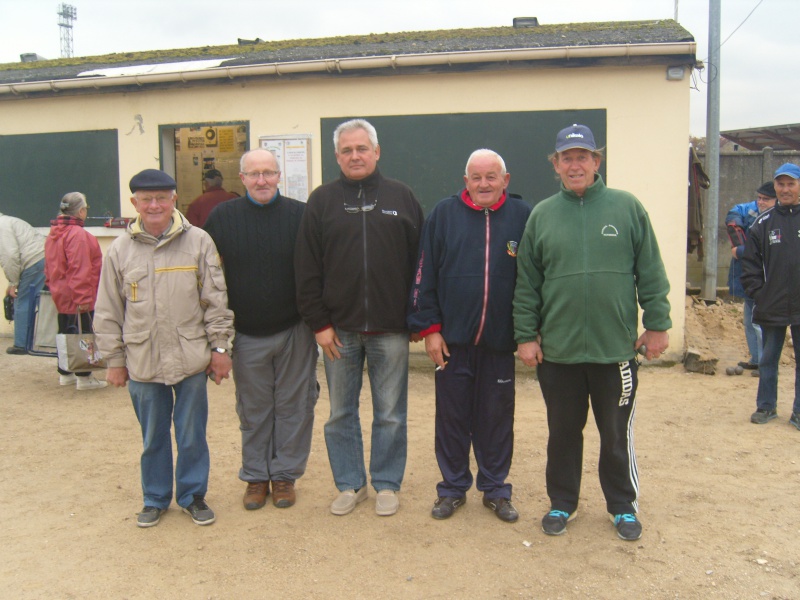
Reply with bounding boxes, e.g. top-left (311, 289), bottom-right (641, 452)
top-left (408, 149), bottom-right (531, 522)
